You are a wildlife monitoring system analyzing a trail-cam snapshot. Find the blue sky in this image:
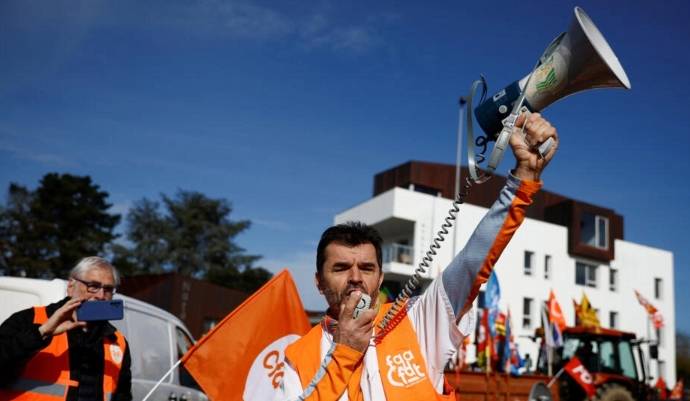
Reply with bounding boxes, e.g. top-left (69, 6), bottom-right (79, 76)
top-left (1, 0), bottom-right (689, 333)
